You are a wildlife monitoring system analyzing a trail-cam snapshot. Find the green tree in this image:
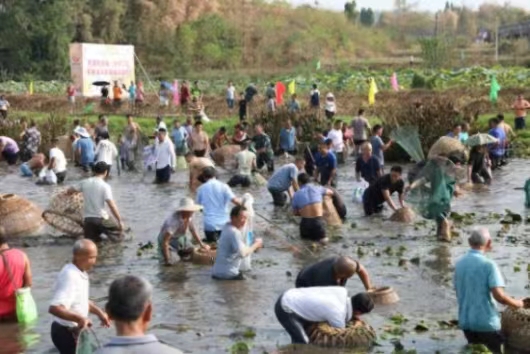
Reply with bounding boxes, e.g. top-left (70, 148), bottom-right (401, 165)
top-left (344, 1), bottom-right (358, 23)
top-left (360, 8), bottom-right (375, 27)
top-left (457, 7), bottom-right (477, 38)
top-left (419, 37), bottom-right (454, 68)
